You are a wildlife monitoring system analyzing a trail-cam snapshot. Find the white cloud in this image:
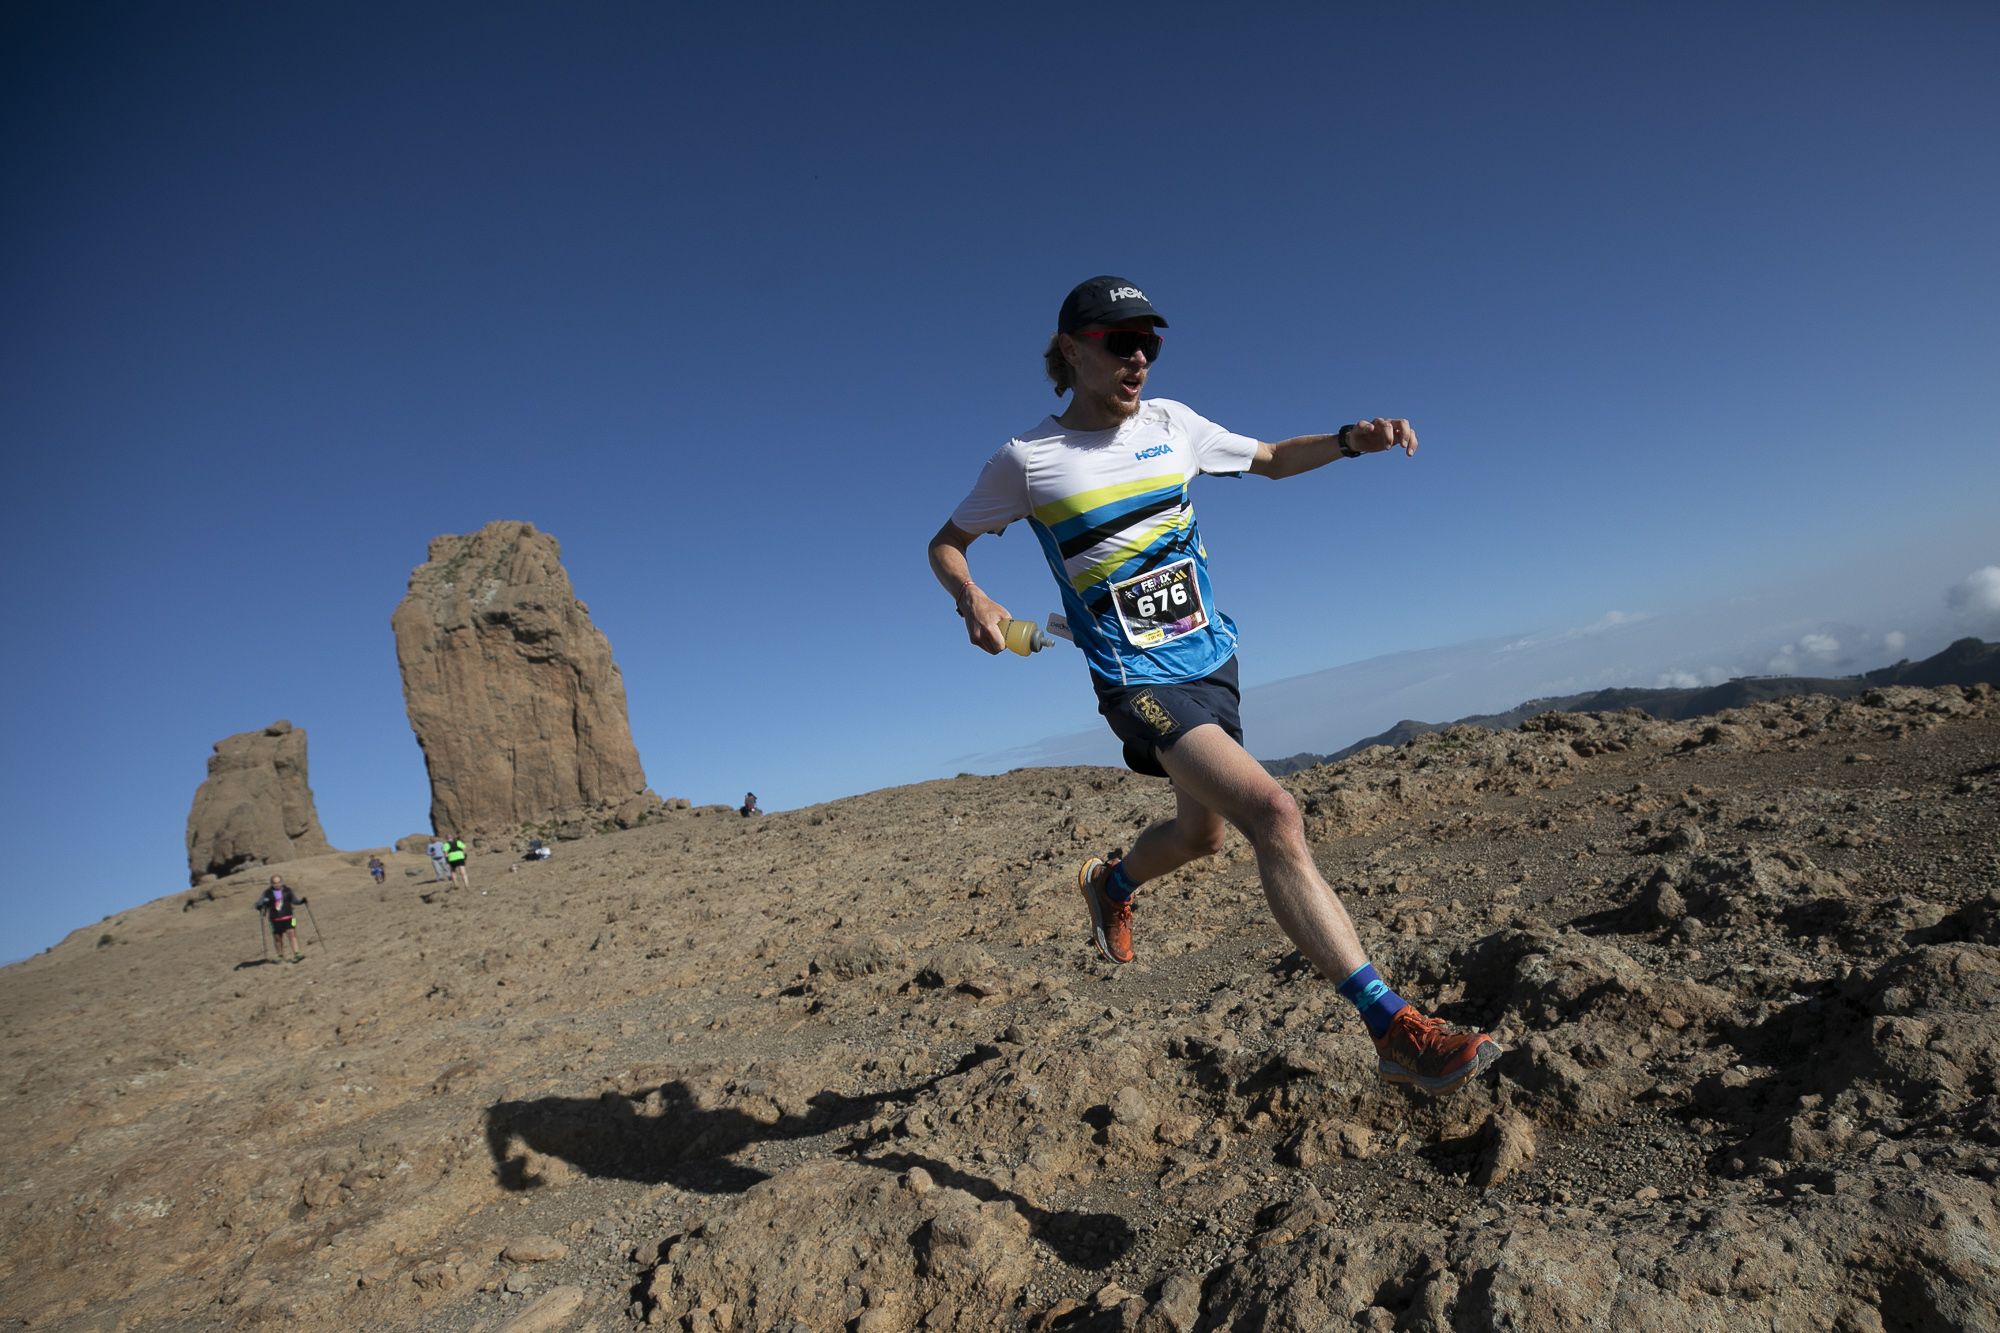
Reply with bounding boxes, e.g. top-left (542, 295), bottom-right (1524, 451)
top-left (1664, 664), bottom-right (1738, 687)
top-left (1946, 566), bottom-right (2000, 619)
top-left (1495, 610), bottom-right (1648, 655)
top-left (1884, 630), bottom-right (1906, 654)
top-left (1766, 632), bottom-right (1847, 675)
